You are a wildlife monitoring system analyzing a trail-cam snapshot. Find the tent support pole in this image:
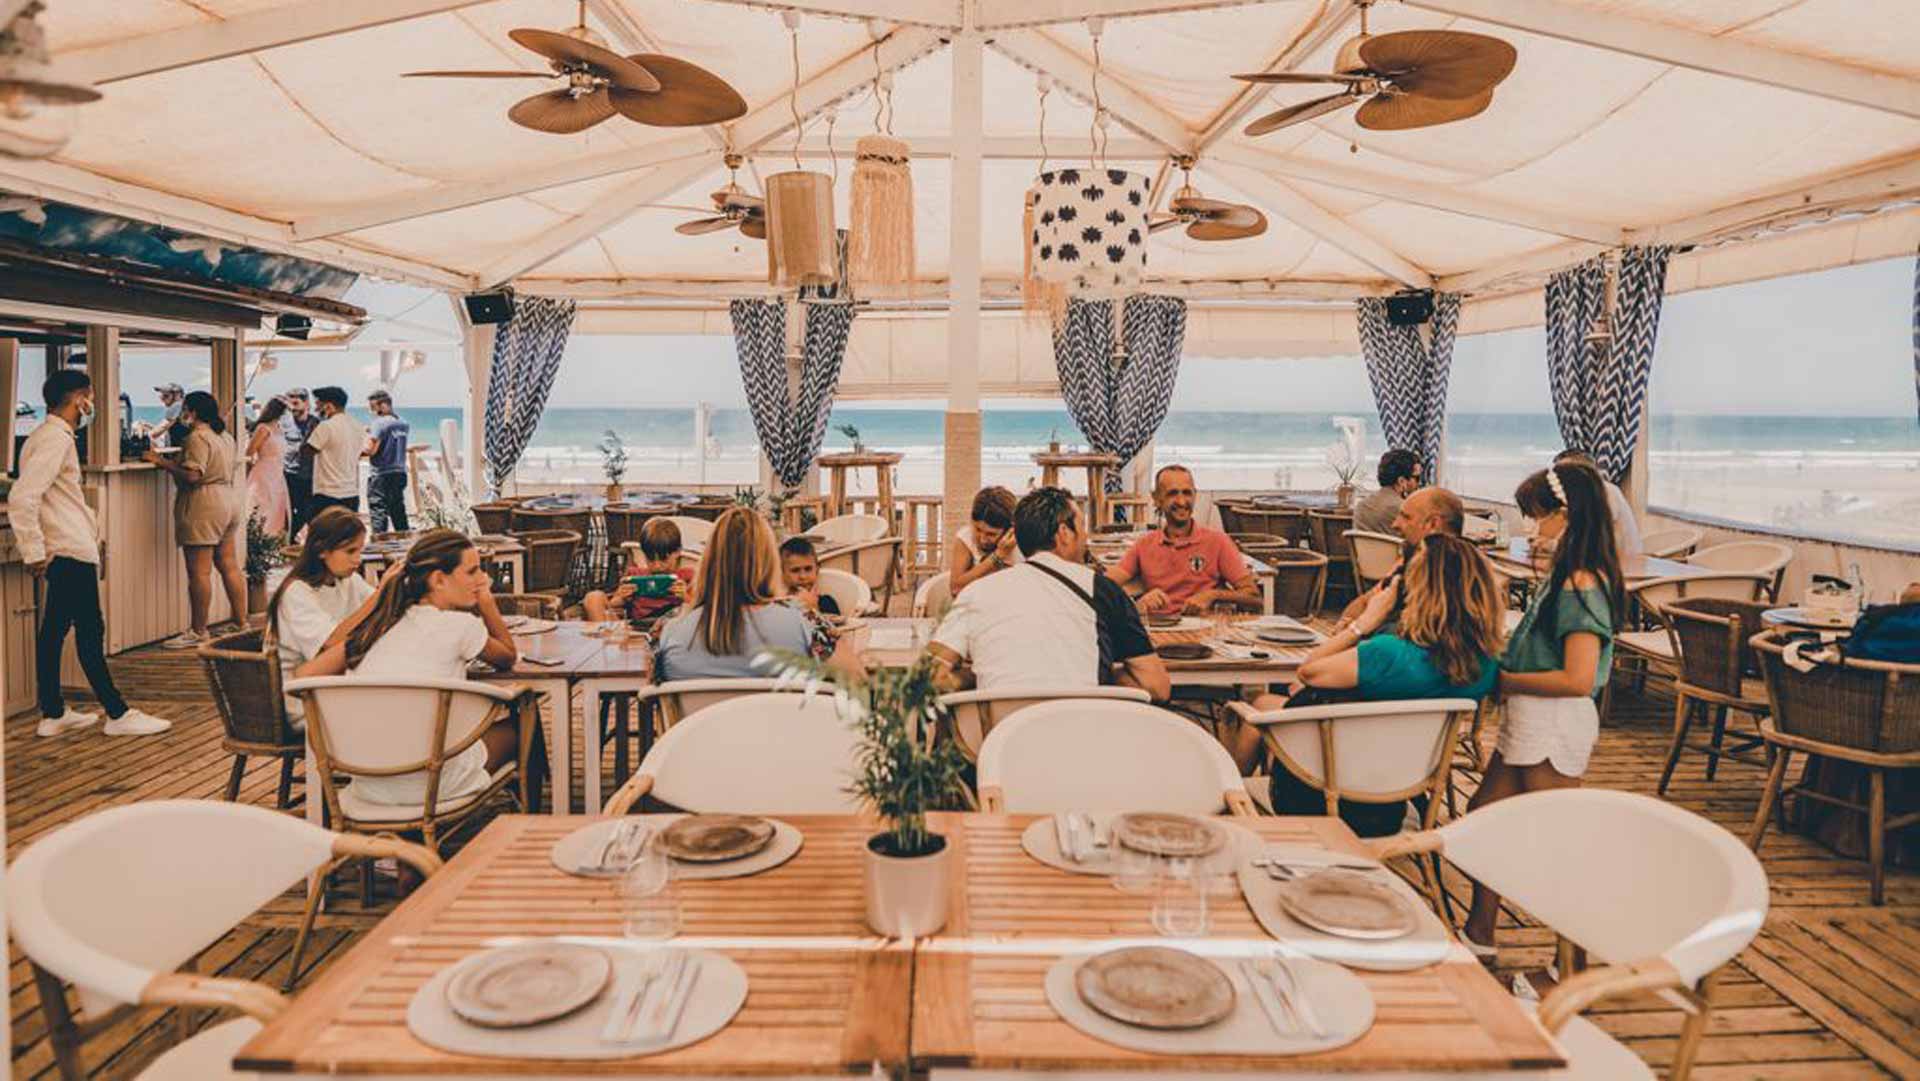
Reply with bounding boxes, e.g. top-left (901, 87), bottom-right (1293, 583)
top-left (461, 323), bottom-right (493, 501)
top-left (943, 25), bottom-right (985, 538)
